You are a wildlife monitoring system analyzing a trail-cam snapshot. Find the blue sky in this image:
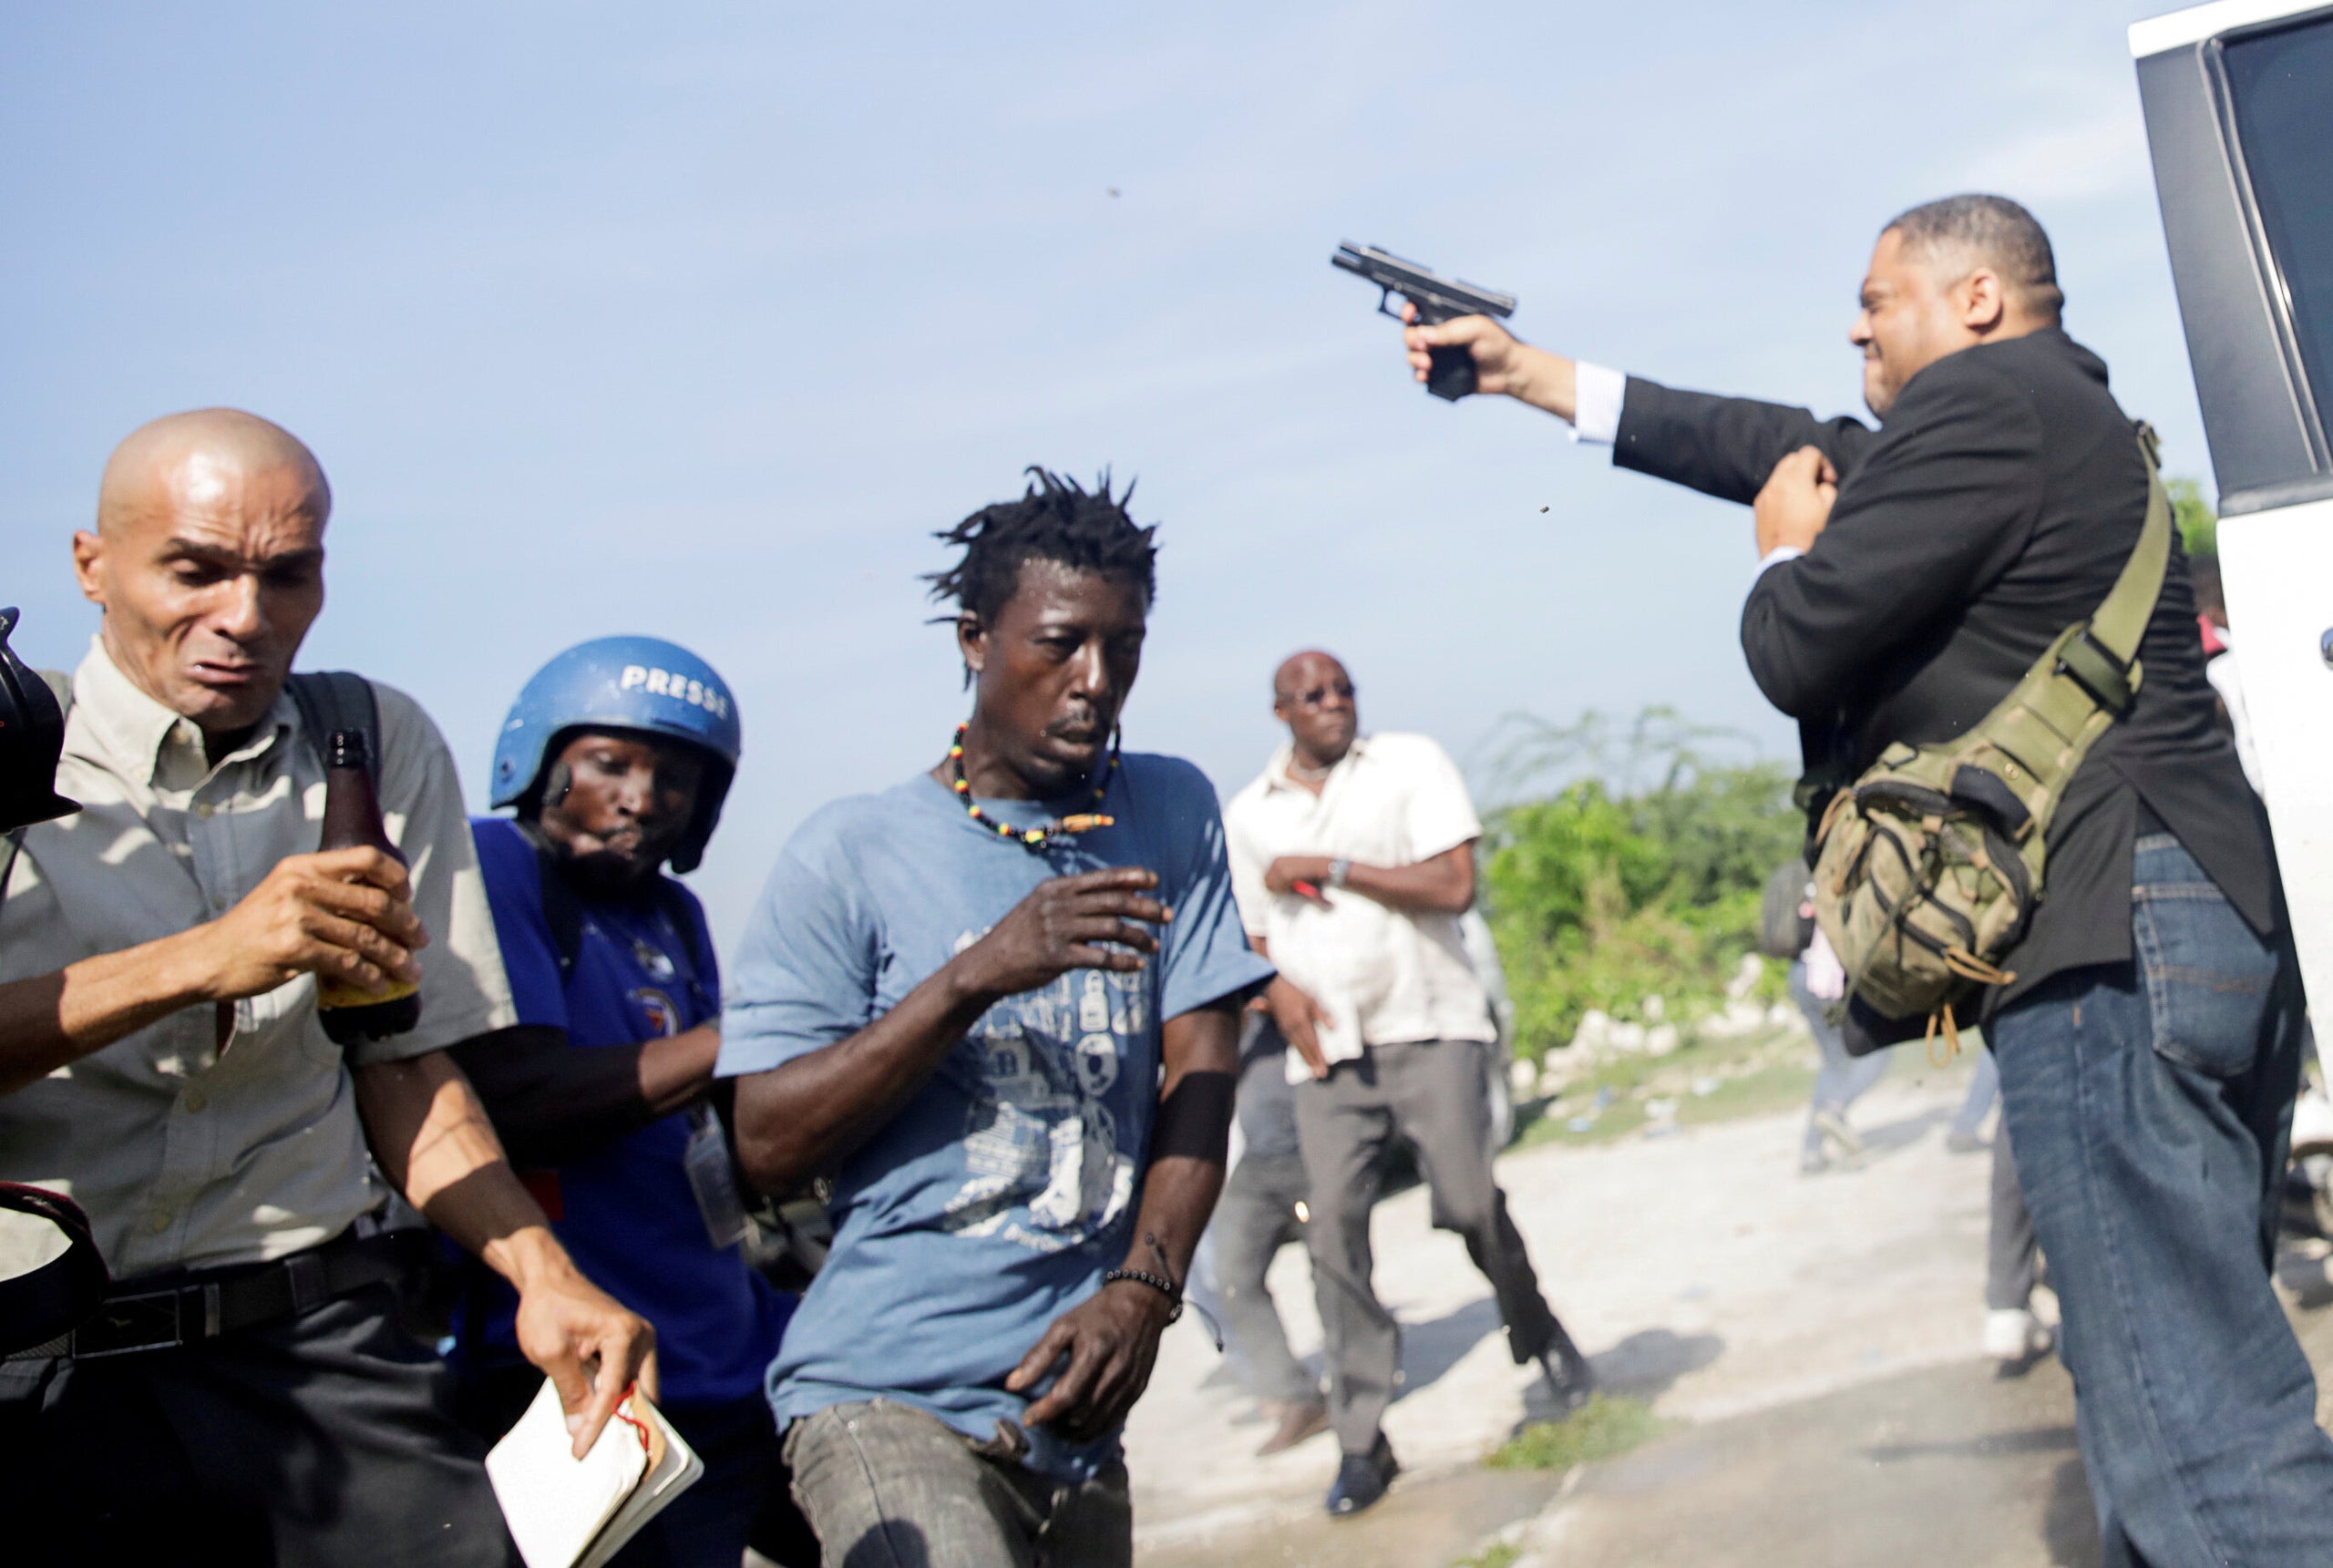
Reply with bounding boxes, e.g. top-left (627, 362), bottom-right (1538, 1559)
top-left (0, 2), bottom-right (2209, 942)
